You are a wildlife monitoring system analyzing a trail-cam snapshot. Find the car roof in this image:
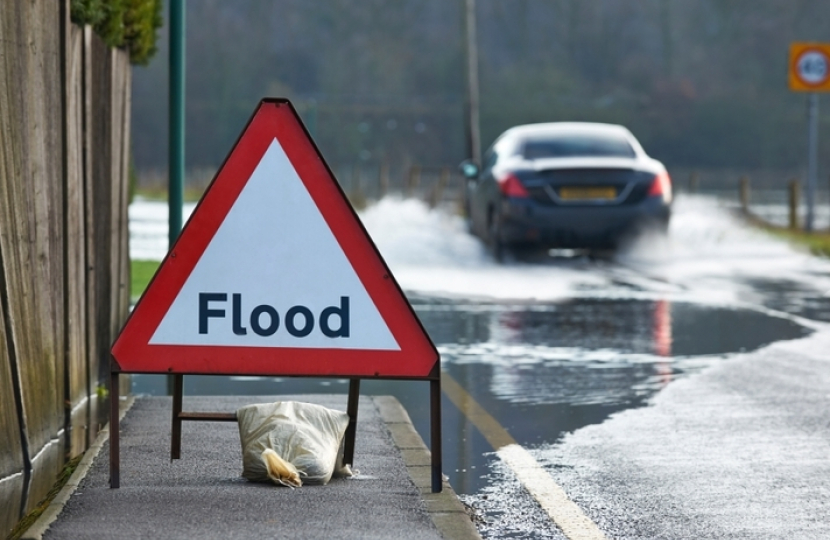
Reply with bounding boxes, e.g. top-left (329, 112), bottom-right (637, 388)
top-left (501, 122), bottom-right (634, 139)
top-left (491, 122), bottom-right (645, 158)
